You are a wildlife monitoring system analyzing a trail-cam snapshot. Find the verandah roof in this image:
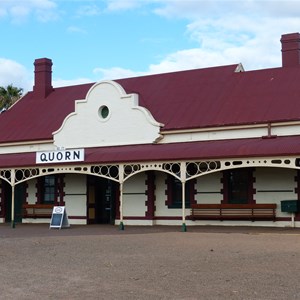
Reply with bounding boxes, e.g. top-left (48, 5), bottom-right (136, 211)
top-left (1, 136), bottom-right (300, 169)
